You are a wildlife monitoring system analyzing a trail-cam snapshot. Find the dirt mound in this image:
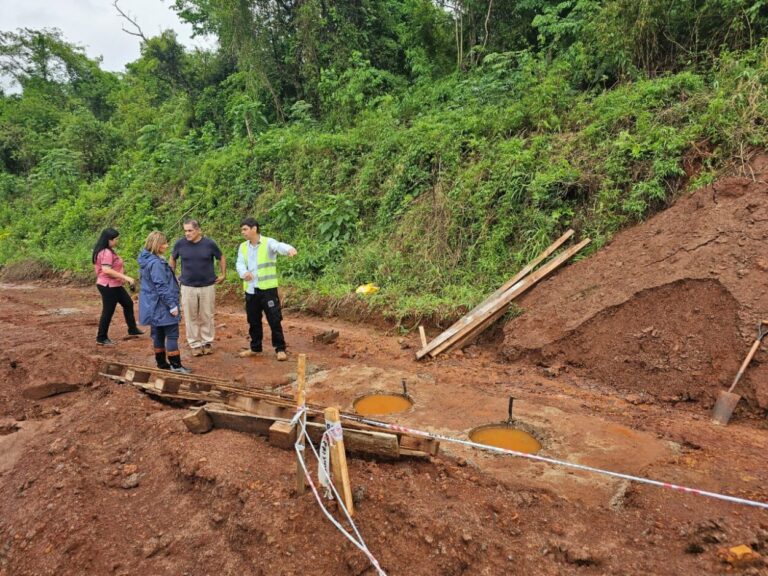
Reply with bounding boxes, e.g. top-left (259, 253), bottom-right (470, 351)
top-left (0, 260), bottom-right (55, 282)
top-left (503, 155), bottom-right (768, 412)
top-left (0, 339), bottom-right (100, 420)
top-left (540, 279), bottom-right (742, 403)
